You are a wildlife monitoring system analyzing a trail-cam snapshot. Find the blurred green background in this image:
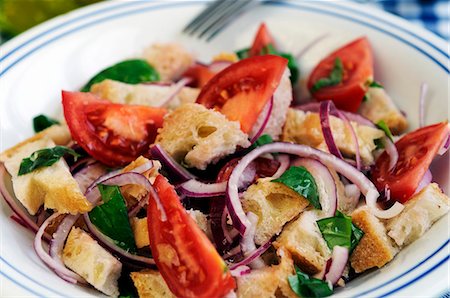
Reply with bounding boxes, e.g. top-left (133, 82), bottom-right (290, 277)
top-left (0, 0), bottom-right (103, 43)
